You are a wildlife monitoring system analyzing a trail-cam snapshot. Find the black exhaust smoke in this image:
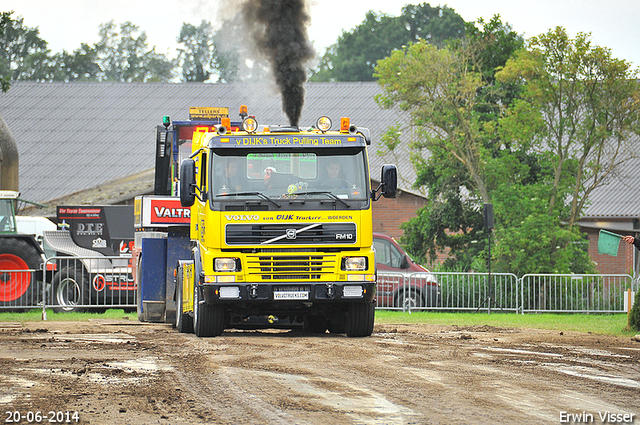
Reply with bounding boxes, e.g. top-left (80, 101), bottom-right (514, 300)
top-left (241, 0), bottom-right (315, 126)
